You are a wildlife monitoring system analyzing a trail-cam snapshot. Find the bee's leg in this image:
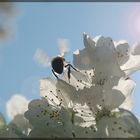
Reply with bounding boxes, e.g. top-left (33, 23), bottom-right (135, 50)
top-left (52, 69), bottom-right (59, 79)
top-left (65, 64), bottom-right (78, 72)
top-left (67, 65), bottom-right (71, 83)
top-left (65, 64), bottom-right (79, 83)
